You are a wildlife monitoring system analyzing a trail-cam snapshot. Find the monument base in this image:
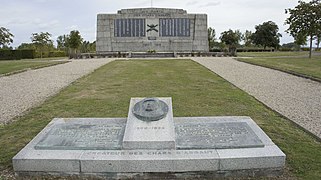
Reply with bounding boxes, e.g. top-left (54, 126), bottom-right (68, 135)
top-left (15, 168), bottom-right (284, 179)
top-left (13, 117), bottom-right (285, 178)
